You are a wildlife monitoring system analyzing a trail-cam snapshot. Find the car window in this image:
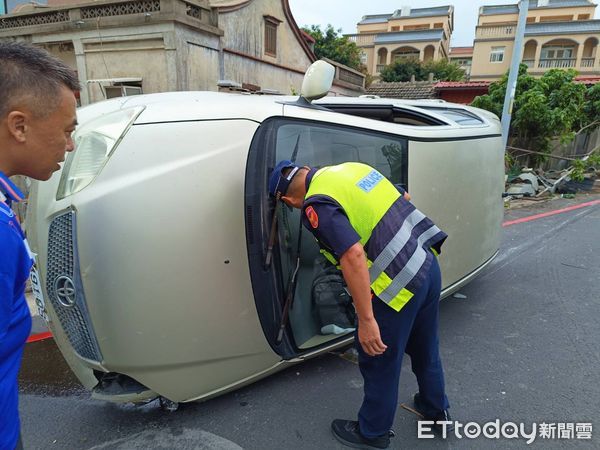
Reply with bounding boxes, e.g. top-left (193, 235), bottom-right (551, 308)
top-left (318, 105), bottom-right (446, 126)
top-left (273, 120), bottom-right (408, 189)
top-left (266, 118), bottom-right (409, 349)
top-left (416, 107), bottom-right (484, 126)
top-left (245, 117), bottom-right (409, 353)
